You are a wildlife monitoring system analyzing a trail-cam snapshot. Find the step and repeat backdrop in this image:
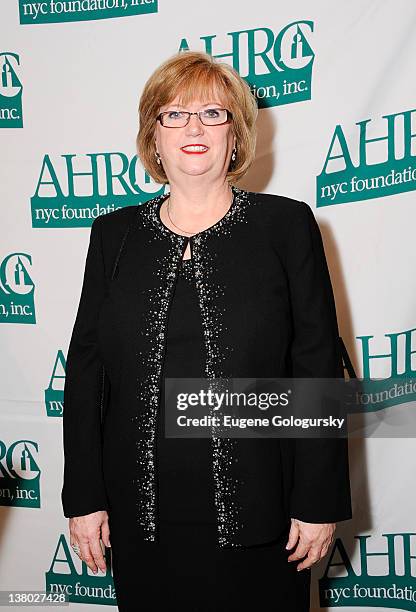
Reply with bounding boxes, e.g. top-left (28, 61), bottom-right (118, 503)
top-left (1, 1), bottom-right (415, 610)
